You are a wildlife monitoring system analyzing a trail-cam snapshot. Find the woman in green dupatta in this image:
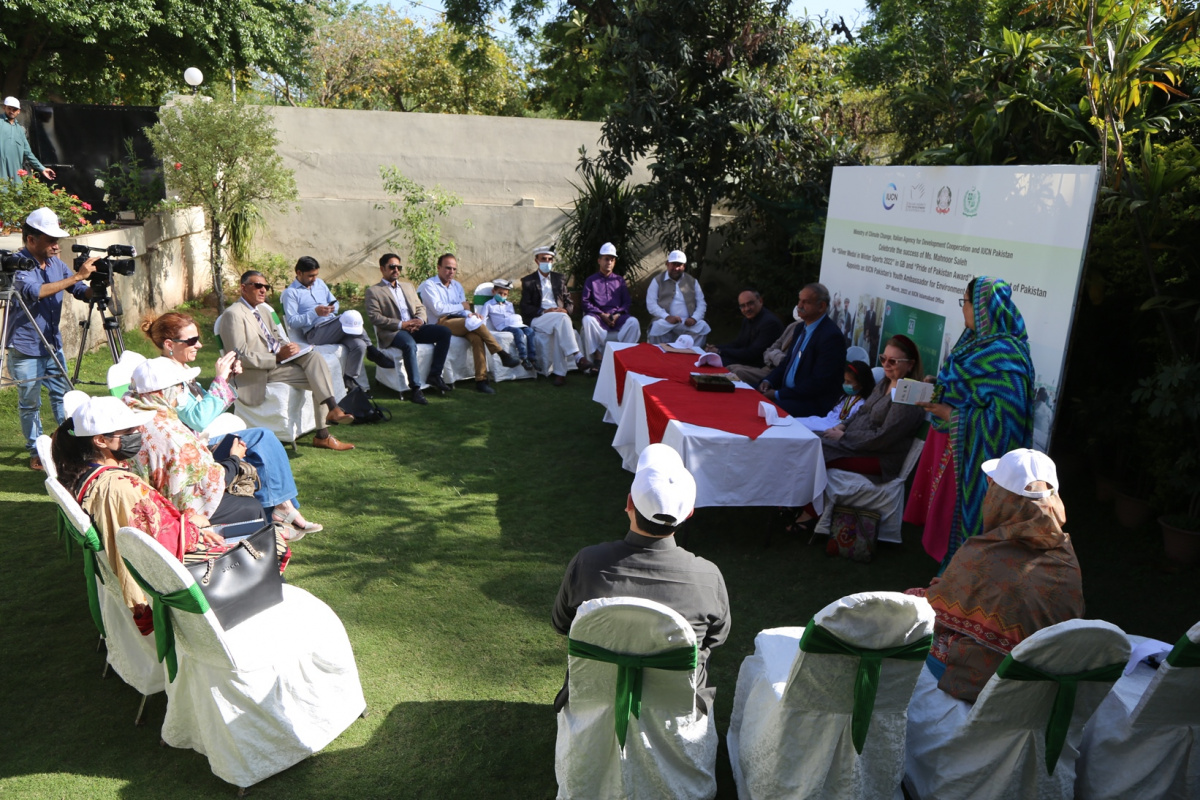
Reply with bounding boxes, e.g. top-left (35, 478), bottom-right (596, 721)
top-left (904, 276), bottom-right (1035, 569)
